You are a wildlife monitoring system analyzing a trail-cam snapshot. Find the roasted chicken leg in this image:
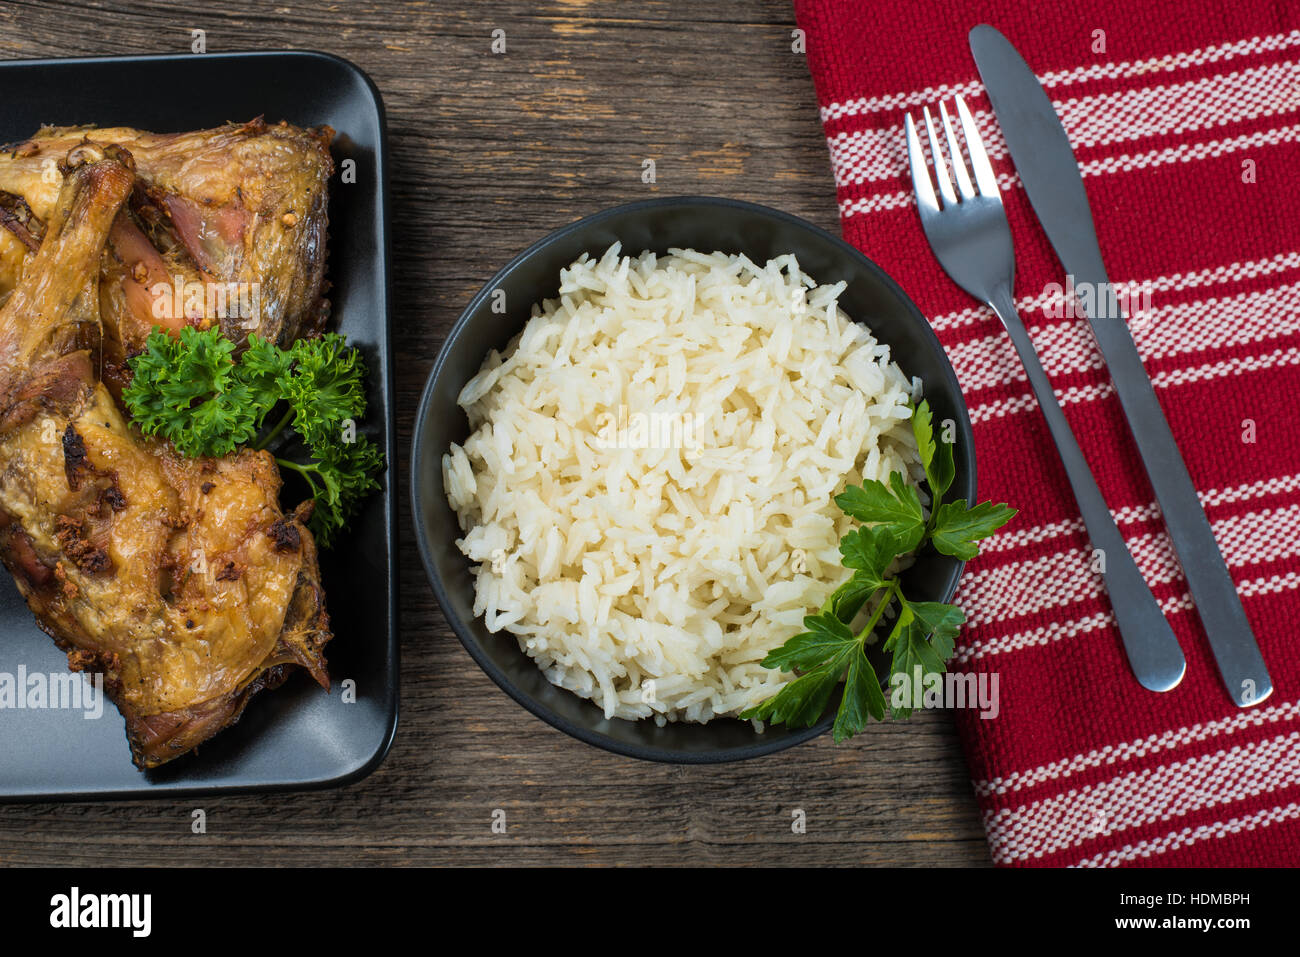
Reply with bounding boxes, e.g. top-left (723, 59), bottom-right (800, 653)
top-left (0, 119), bottom-right (333, 358)
top-left (0, 150), bottom-right (331, 769)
